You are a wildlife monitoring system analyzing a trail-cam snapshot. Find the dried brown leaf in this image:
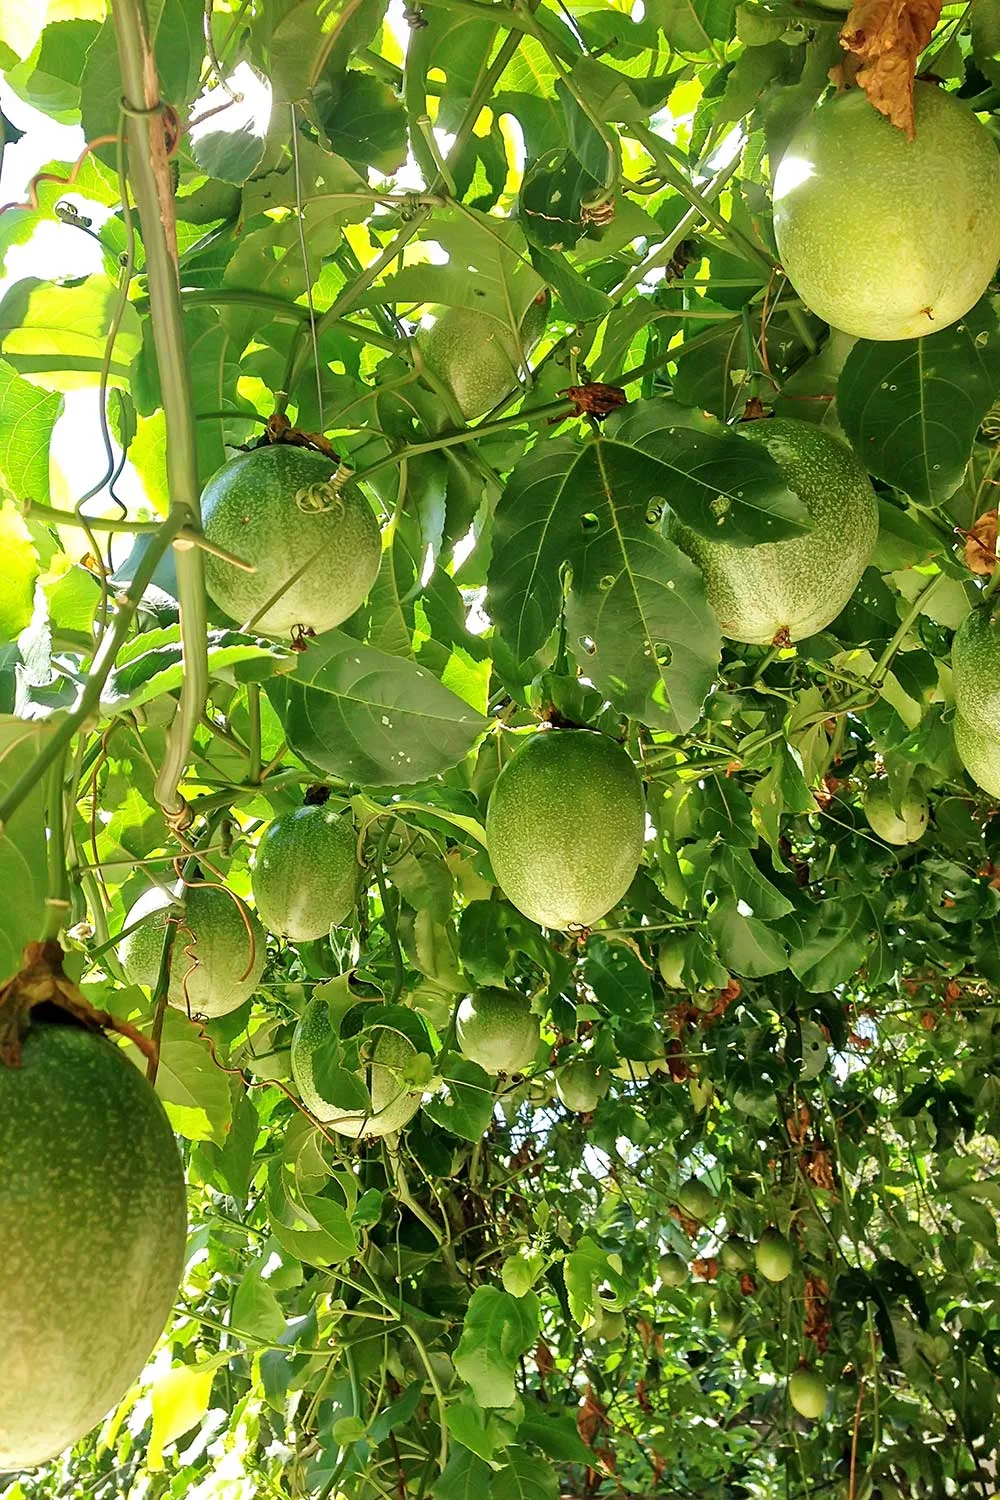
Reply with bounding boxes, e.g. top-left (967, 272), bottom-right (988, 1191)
top-left (833, 0), bottom-right (945, 137)
top-left (965, 509), bottom-right (999, 576)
